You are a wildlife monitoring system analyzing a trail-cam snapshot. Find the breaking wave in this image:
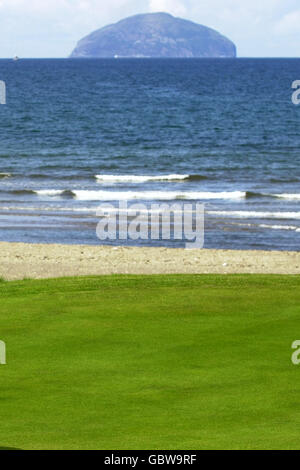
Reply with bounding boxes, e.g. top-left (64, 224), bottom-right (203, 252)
top-left (95, 174), bottom-right (207, 183)
top-left (208, 211), bottom-right (300, 220)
